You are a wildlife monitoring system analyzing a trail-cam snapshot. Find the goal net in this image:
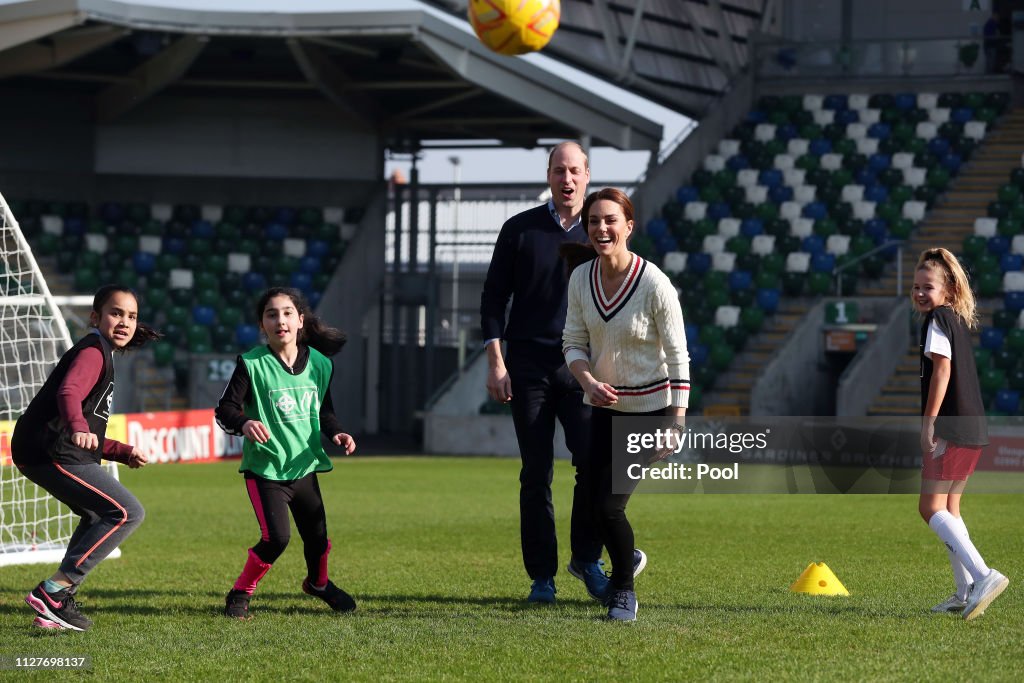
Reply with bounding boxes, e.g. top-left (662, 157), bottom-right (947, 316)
top-left (0, 191), bottom-right (119, 566)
